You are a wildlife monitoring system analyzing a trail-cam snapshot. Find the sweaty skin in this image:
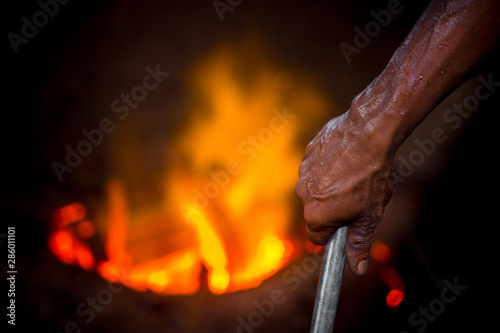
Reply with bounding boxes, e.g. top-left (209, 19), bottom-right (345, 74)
top-left (295, 0), bottom-right (500, 277)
